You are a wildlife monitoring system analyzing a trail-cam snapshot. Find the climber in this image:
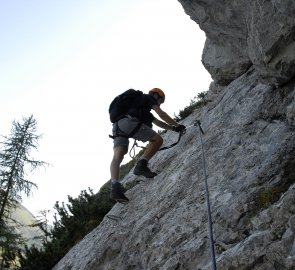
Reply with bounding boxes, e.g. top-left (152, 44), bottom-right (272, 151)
top-left (109, 88), bottom-right (186, 203)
